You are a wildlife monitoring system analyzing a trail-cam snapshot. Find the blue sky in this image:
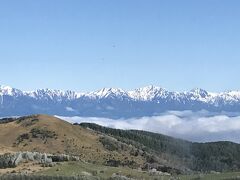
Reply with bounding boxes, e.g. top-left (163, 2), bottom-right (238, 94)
top-left (0, 0), bottom-right (240, 92)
